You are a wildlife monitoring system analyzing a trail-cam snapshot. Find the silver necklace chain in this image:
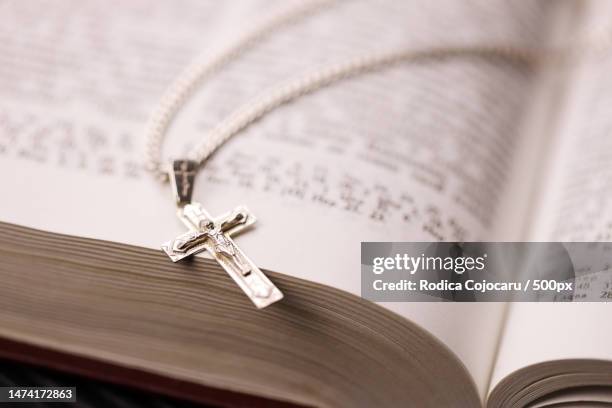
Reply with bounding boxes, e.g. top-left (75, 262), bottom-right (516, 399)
top-left (144, 0), bottom-right (542, 182)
